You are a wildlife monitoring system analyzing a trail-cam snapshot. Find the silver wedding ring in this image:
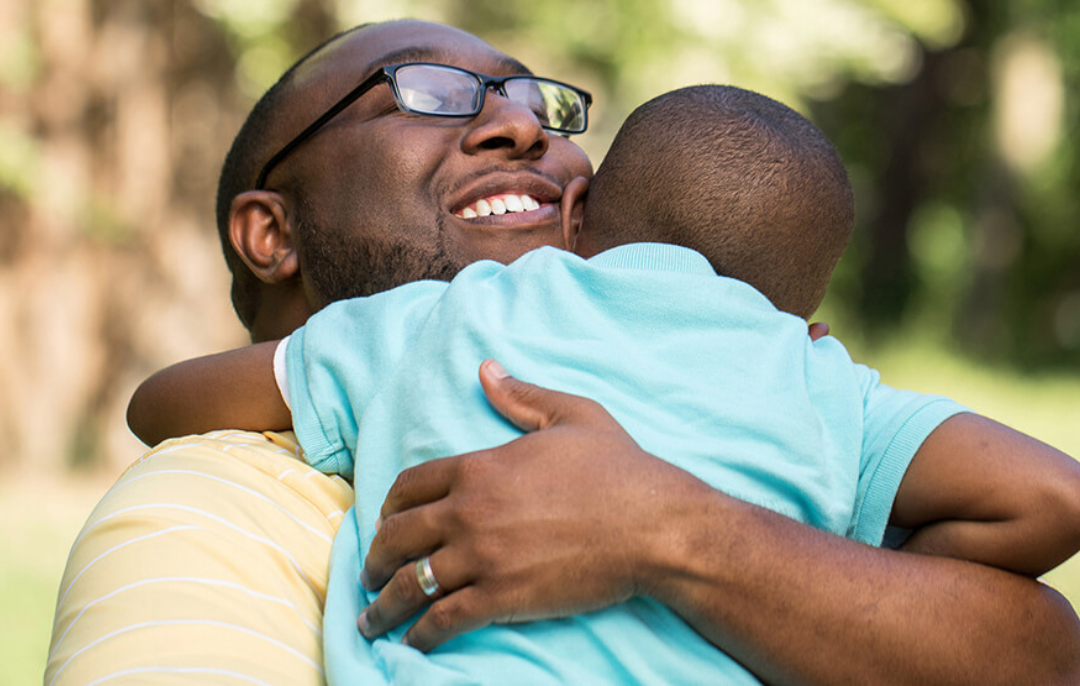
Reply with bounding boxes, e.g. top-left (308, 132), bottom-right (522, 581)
top-left (415, 556), bottom-right (440, 597)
